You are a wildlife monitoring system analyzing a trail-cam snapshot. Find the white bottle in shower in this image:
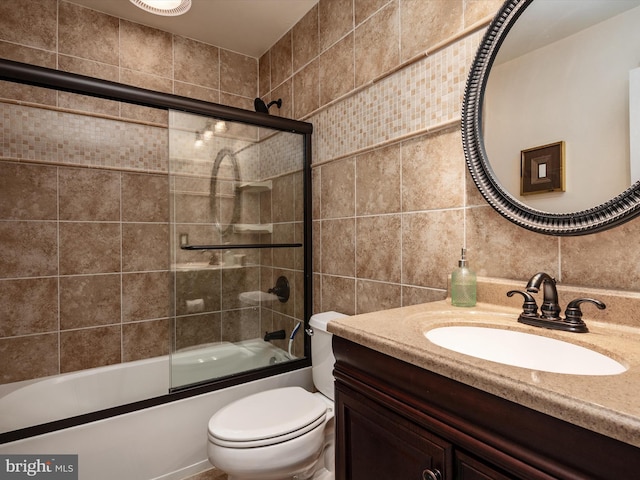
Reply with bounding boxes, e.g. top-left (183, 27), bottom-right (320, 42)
top-left (223, 250), bottom-right (235, 266)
